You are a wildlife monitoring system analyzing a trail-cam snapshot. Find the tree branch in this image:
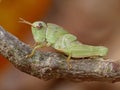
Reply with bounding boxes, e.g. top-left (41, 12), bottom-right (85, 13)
top-left (0, 26), bottom-right (120, 82)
